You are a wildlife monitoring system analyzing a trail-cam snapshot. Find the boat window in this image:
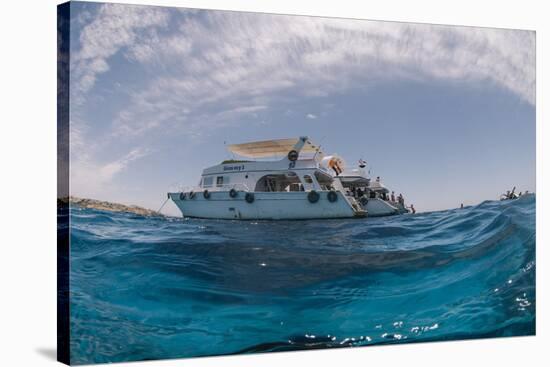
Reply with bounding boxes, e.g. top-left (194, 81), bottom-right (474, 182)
top-left (288, 183), bottom-right (303, 192)
top-left (254, 173), bottom-right (301, 192)
top-left (216, 176), bottom-right (224, 187)
top-left (303, 175), bottom-right (313, 184)
top-left (203, 176), bottom-right (213, 188)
